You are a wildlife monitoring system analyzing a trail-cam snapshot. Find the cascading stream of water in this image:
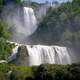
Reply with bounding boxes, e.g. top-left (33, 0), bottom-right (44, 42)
top-left (27, 45), bottom-right (71, 66)
top-left (8, 44), bottom-right (71, 66)
top-left (23, 7), bottom-right (37, 36)
top-left (2, 5), bottom-right (37, 42)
